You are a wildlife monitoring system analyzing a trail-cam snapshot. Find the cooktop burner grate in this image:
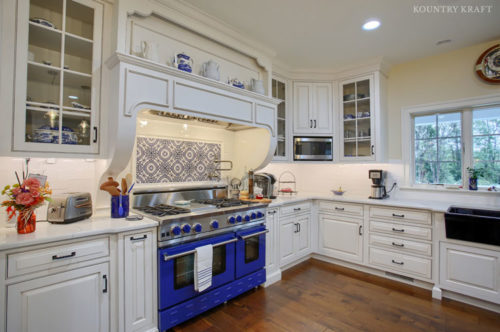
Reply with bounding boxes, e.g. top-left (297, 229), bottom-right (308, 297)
top-left (194, 198), bottom-right (250, 208)
top-left (134, 204), bottom-right (191, 216)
